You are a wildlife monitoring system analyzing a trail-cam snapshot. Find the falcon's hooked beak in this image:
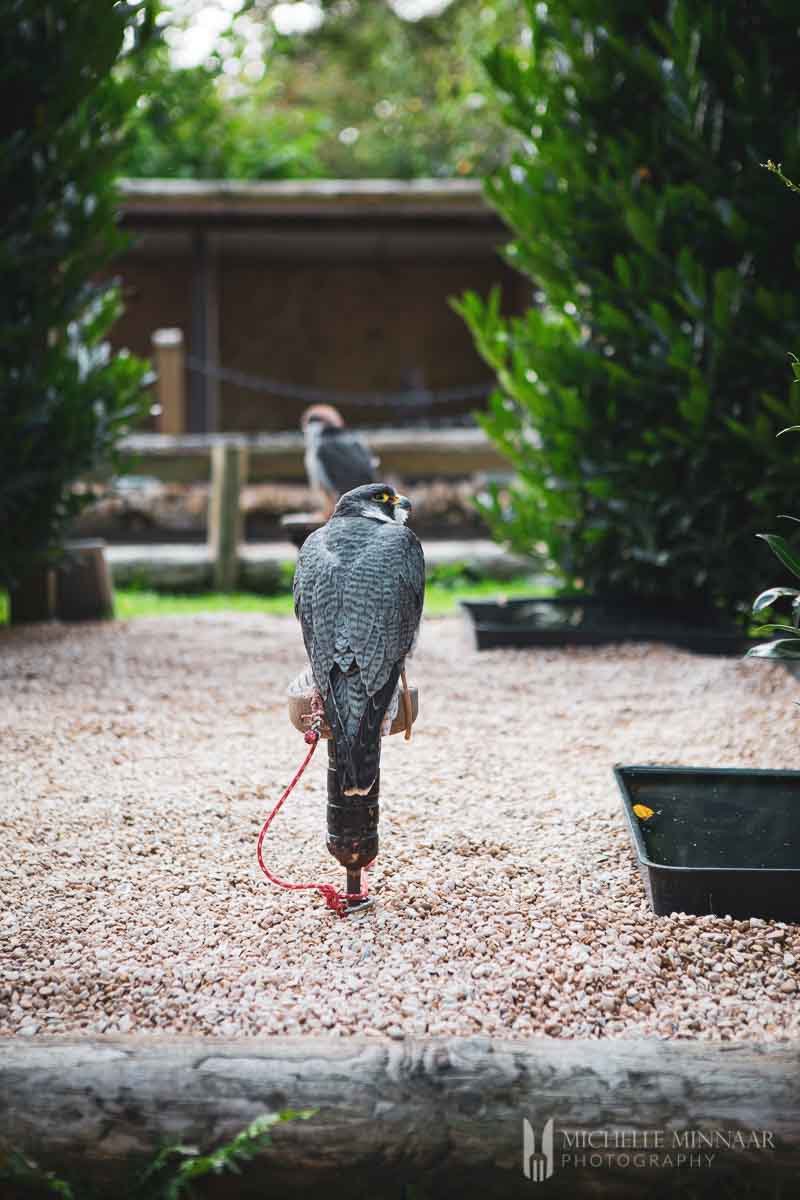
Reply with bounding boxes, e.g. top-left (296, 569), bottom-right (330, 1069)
top-left (392, 494), bottom-right (411, 524)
